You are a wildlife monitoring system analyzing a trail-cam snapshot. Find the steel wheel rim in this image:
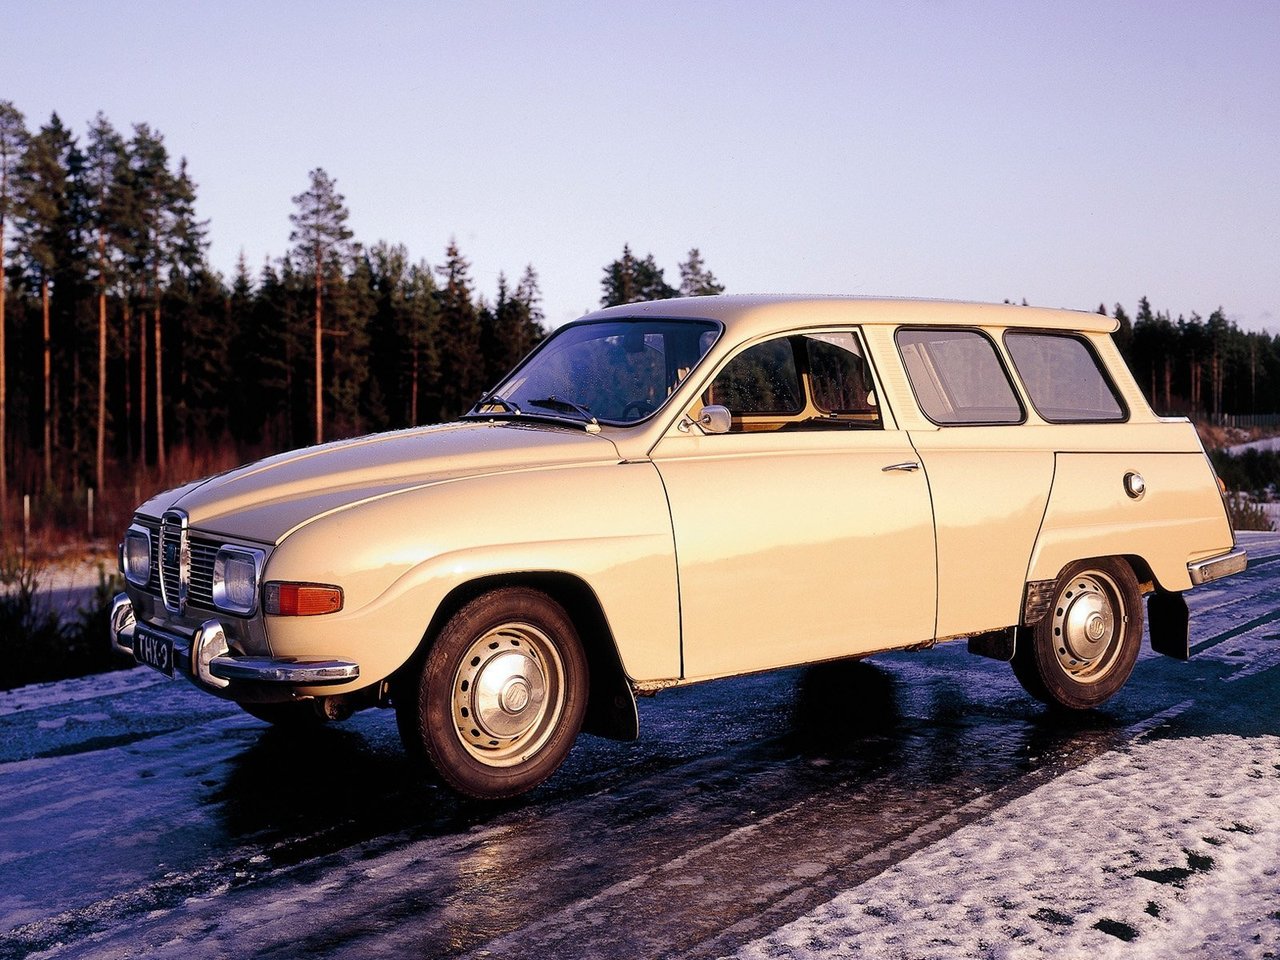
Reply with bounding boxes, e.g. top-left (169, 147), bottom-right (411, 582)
top-left (1050, 571), bottom-right (1127, 683)
top-left (451, 622), bottom-right (566, 767)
